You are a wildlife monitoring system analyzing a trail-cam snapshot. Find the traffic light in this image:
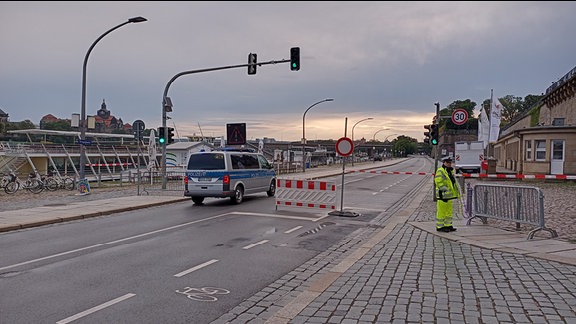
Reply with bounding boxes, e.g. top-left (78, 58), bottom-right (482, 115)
top-left (158, 127), bottom-right (166, 144)
top-left (247, 53), bottom-right (257, 75)
top-left (290, 47), bottom-right (300, 71)
top-left (167, 127), bottom-right (175, 144)
top-left (423, 124), bottom-right (431, 144)
top-left (430, 124), bottom-right (439, 145)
